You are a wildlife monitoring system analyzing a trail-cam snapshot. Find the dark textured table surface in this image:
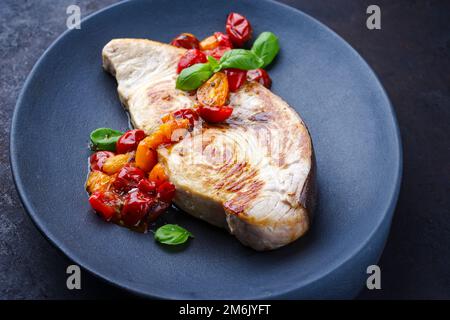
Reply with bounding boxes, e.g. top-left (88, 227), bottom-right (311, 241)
top-left (1, 0), bottom-right (449, 299)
